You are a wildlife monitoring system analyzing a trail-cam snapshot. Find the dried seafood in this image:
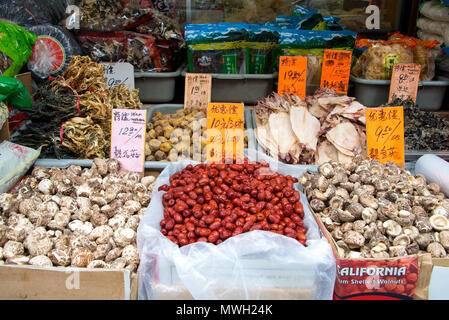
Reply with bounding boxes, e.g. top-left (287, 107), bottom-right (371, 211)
top-left (381, 98), bottom-right (449, 152)
top-left (254, 88), bottom-right (367, 165)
